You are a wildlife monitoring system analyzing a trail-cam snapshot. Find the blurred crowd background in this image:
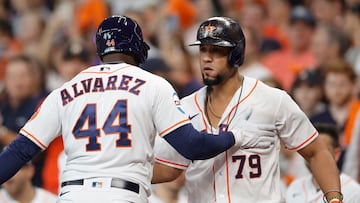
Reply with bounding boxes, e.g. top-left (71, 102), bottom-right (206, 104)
top-left (0, 0), bottom-right (360, 202)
